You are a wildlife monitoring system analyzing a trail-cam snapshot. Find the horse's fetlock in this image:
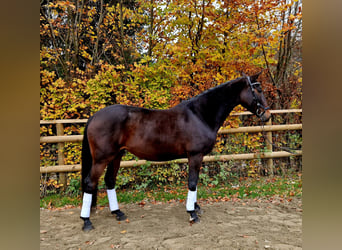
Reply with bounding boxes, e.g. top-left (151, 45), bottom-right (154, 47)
top-left (188, 182), bottom-right (197, 191)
